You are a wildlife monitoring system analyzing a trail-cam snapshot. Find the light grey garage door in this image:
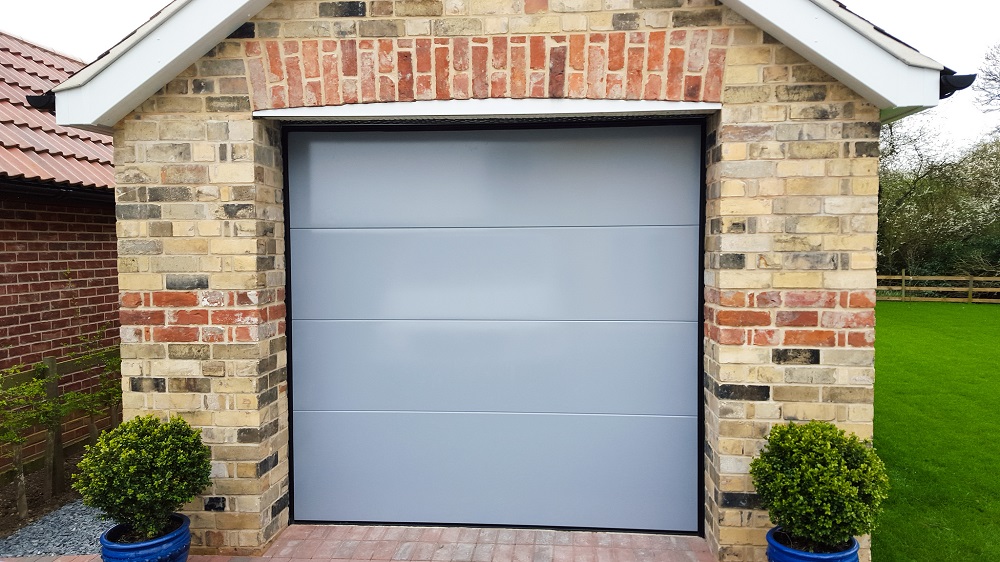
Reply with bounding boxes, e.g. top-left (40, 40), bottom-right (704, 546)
top-left (288, 124), bottom-right (701, 532)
